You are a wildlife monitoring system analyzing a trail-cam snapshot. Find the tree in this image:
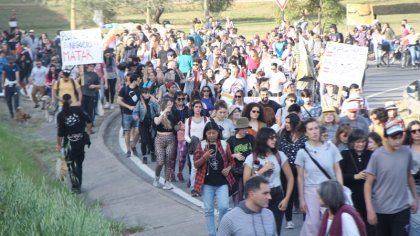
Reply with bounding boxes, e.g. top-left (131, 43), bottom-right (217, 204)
top-left (275, 0), bottom-right (345, 30)
top-left (202, 0), bottom-right (235, 18)
top-left (73, 0), bottom-right (120, 26)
